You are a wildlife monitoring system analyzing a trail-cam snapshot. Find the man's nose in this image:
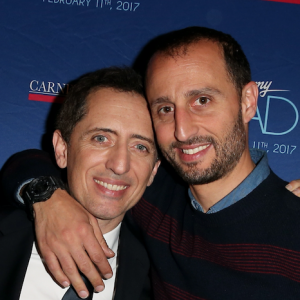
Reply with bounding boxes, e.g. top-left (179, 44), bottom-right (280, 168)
top-left (105, 144), bottom-right (130, 175)
top-left (174, 108), bottom-right (198, 142)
